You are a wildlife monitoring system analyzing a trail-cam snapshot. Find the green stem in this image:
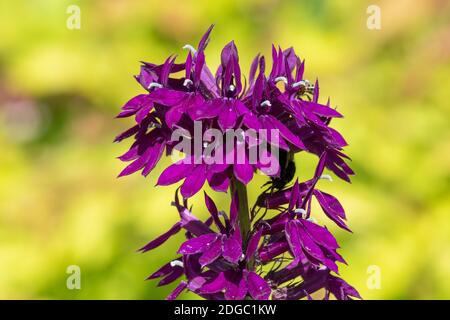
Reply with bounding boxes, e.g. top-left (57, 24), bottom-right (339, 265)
top-left (230, 177), bottom-right (253, 269)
